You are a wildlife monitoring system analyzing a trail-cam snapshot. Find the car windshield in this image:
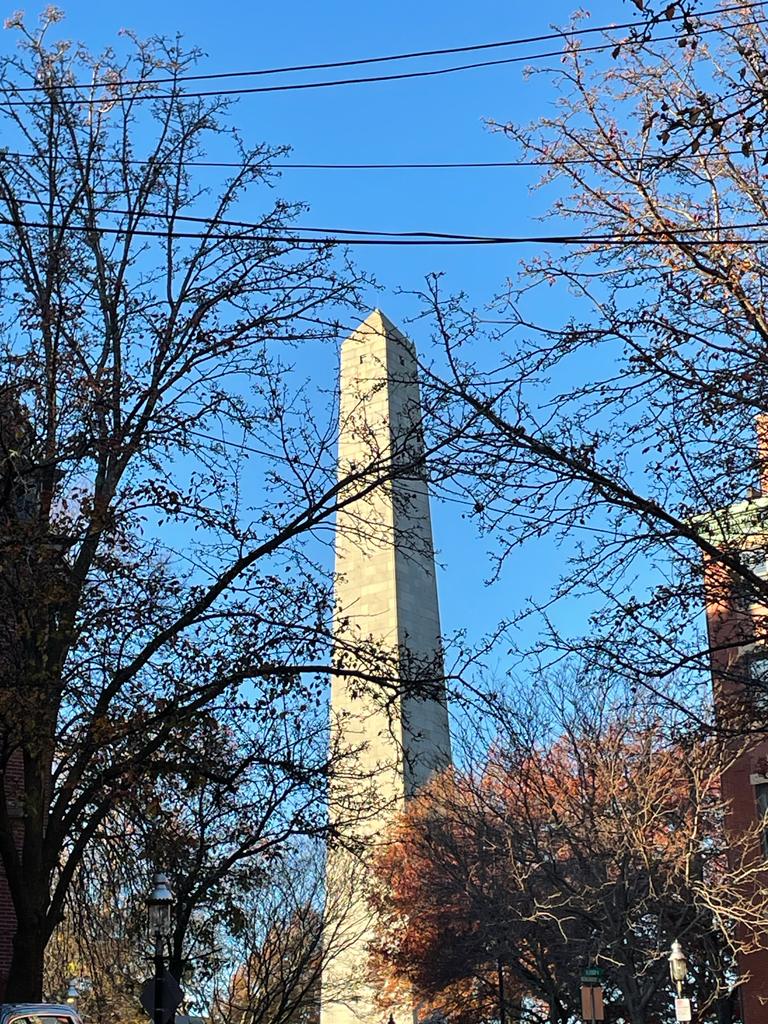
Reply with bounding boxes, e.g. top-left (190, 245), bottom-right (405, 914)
top-left (10, 1016), bottom-right (73, 1024)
